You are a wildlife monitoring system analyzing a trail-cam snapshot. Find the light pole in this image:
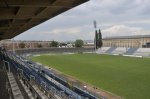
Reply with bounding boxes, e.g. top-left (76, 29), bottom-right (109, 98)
top-left (93, 20), bottom-right (97, 52)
